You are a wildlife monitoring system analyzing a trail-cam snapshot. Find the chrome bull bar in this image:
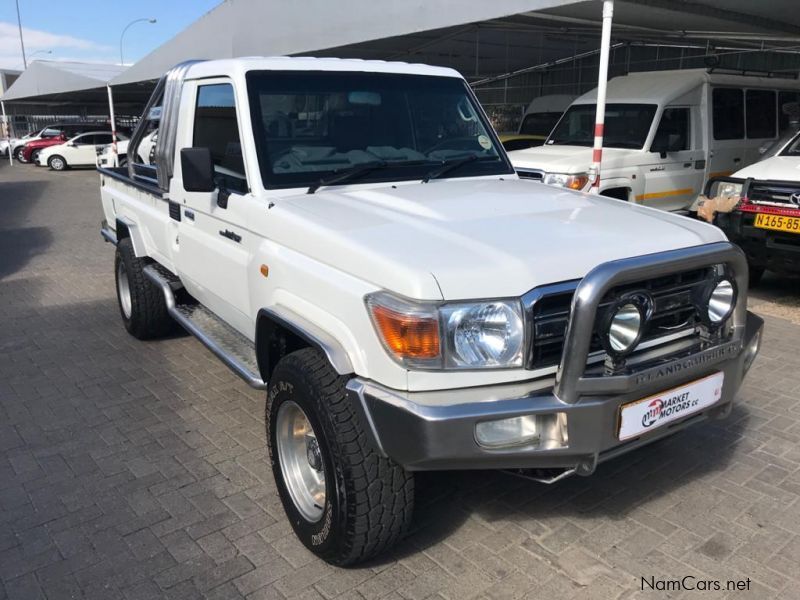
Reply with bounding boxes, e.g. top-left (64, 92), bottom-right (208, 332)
top-left (554, 242), bottom-right (749, 404)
